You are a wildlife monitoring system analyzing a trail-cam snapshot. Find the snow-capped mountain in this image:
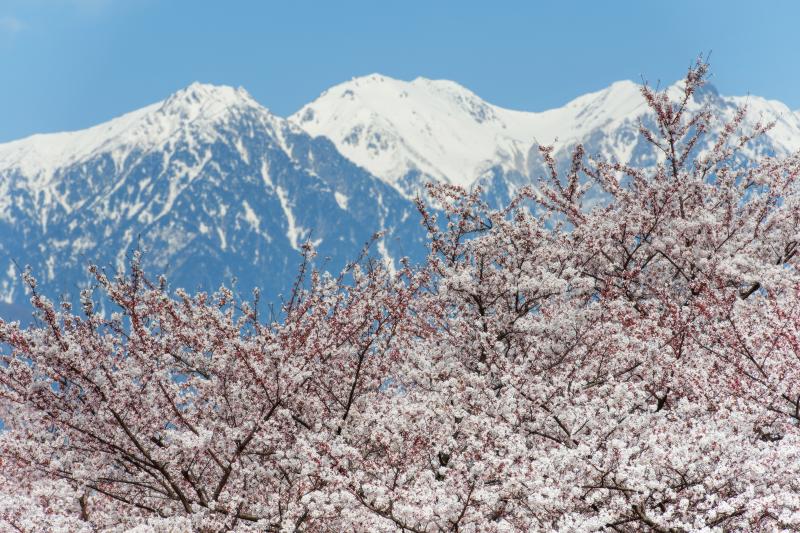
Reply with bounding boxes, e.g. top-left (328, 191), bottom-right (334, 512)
top-left (291, 74), bottom-right (800, 204)
top-left (2, 74), bottom-right (800, 315)
top-left (0, 83), bottom-right (425, 313)
top-left (290, 75), bottom-right (649, 195)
